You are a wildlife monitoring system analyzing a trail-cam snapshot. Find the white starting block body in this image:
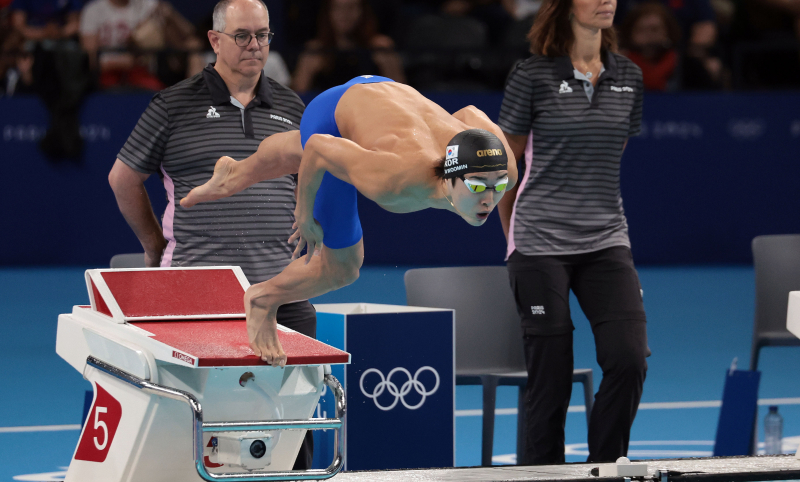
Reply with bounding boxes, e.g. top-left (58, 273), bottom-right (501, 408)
top-left (56, 267), bottom-right (350, 482)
